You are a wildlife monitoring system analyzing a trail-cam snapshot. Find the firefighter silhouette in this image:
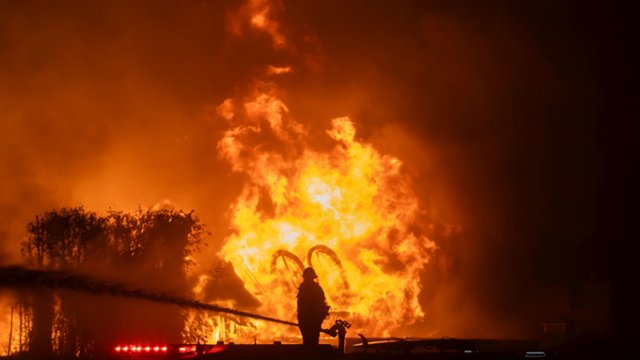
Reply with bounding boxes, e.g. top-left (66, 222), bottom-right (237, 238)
top-left (297, 267), bottom-right (330, 346)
